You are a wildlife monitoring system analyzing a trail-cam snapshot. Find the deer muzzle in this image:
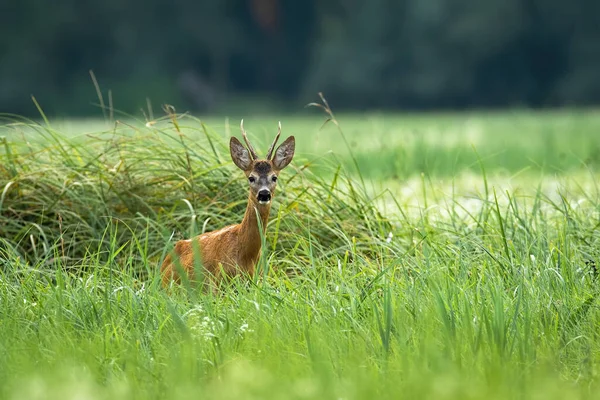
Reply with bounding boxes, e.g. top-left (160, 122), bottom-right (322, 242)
top-left (257, 189), bottom-right (271, 204)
